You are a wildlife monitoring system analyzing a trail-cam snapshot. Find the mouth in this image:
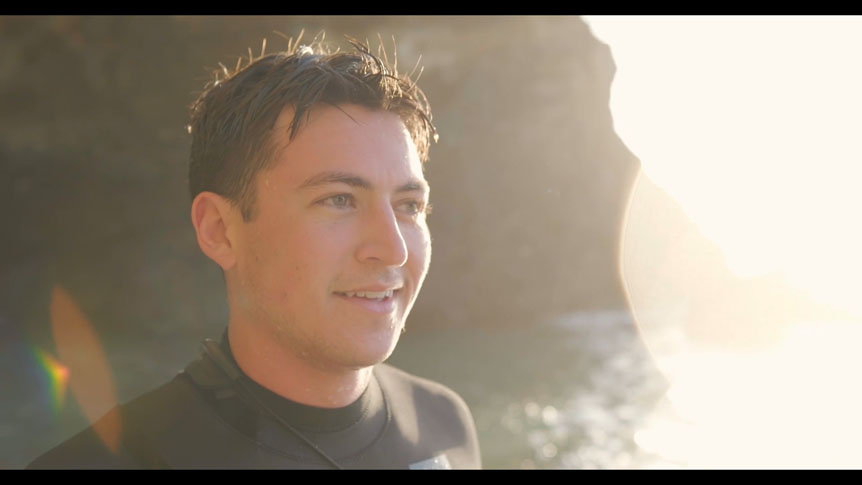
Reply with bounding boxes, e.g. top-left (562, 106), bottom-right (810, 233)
top-left (333, 288), bottom-right (402, 314)
top-left (336, 289), bottom-right (397, 300)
